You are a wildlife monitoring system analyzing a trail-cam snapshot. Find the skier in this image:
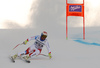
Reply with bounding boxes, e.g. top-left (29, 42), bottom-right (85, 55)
top-left (12, 31), bottom-right (52, 60)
